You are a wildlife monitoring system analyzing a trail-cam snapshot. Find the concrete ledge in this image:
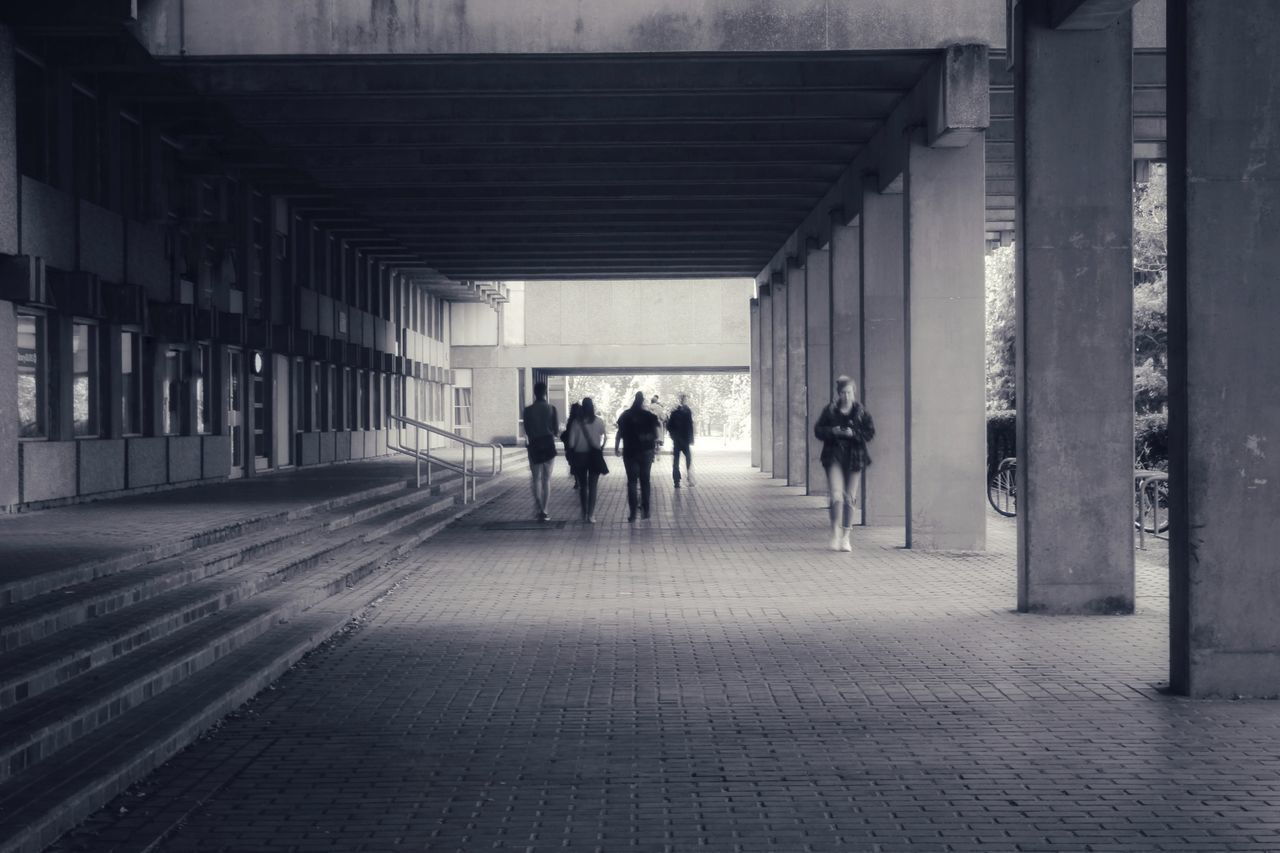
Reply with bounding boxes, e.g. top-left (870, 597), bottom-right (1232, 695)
top-left (127, 438), bottom-right (168, 488)
top-left (20, 441), bottom-right (77, 504)
top-left (375, 430), bottom-right (387, 457)
top-left (169, 437), bottom-right (203, 483)
top-left (298, 432), bottom-right (320, 466)
top-left (202, 435), bottom-right (231, 479)
top-left (349, 431), bottom-right (366, 461)
top-left (335, 432), bottom-right (352, 462)
top-left (78, 439), bottom-right (126, 496)
top-left (319, 432), bottom-right (336, 464)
